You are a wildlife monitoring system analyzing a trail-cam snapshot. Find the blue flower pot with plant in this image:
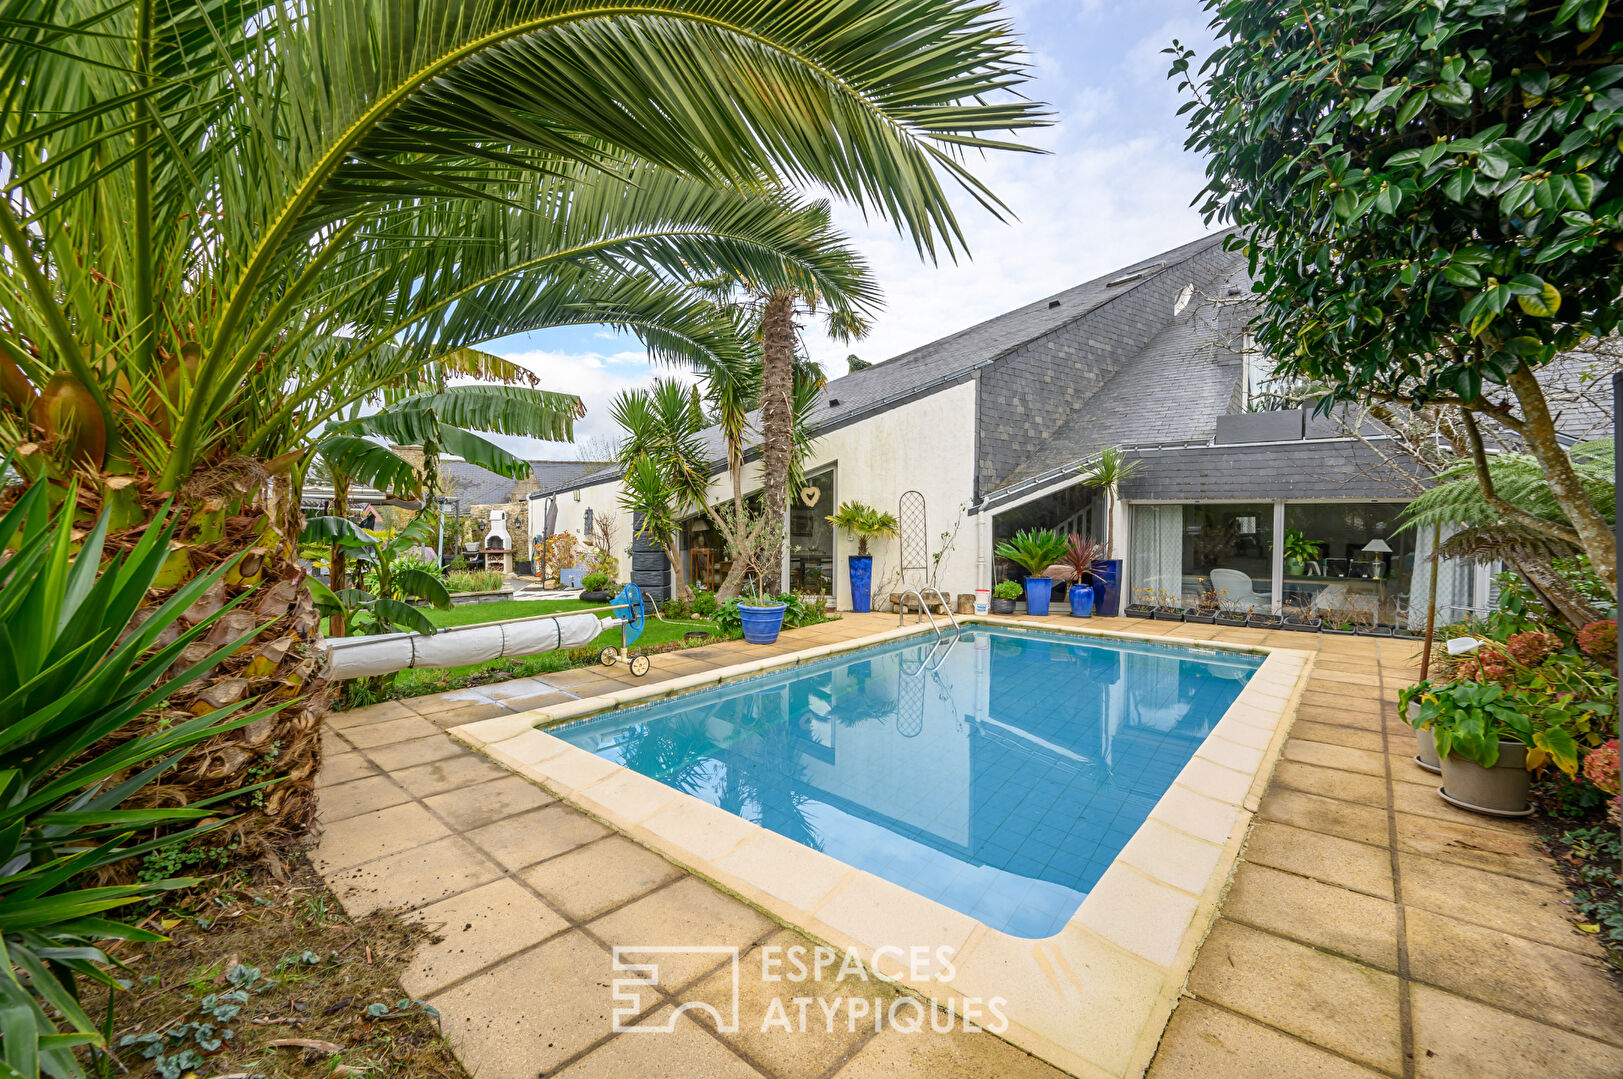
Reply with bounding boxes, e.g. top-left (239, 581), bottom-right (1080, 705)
top-left (994, 528), bottom-right (1070, 618)
top-left (738, 598), bottom-right (789, 643)
top-left (1024, 575), bottom-right (1054, 615)
top-left (1061, 534), bottom-right (1106, 618)
top-left (847, 555), bottom-right (873, 614)
top-left (826, 501), bottom-right (899, 614)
